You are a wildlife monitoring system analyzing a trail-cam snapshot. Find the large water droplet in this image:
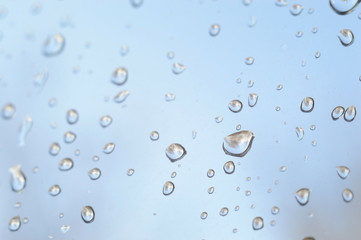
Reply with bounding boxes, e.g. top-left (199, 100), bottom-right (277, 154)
top-left (8, 216), bottom-right (21, 231)
top-left (248, 94), bottom-right (258, 107)
top-left (49, 142), bottom-right (61, 156)
top-left (223, 131), bottom-right (255, 157)
top-left (336, 166), bottom-right (350, 179)
top-left (113, 90), bottom-right (130, 103)
top-left (200, 212), bottom-right (208, 220)
top-left (99, 115), bottom-right (112, 128)
top-left (64, 131), bottom-right (76, 144)
top-left (163, 181), bottom-right (175, 196)
top-left (295, 127), bottom-right (304, 141)
top-left (290, 4), bottom-right (304, 15)
top-left (300, 97), bottom-right (314, 113)
top-left (329, 0), bottom-right (360, 15)
top-left (228, 100), bottom-right (243, 113)
top-left (342, 188), bottom-right (354, 202)
top-left (219, 207), bottom-right (229, 216)
top-left (172, 62), bottom-right (186, 74)
top-left (331, 106), bottom-right (345, 120)
top-left (42, 33), bottom-right (65, 56)
top-left (252, 217), bottom-right (264, 230)
top-left (88, 168), bottom-right (101, 180)
top-left (245, 57), bottom-right (254, 65)
top-left (338, 29), bottom-right (354, 46)
top-left (344, 106), bottom-right (356, 122)
top-left (81, 206), bottom-right (95, 223)
top-left (295, 188), bottom-right (310, 206)
top-left (223, 161), bottom-right (235, 174)
top-left (103, 142), bottom-right (115, 154)
top-left (59, 158), bottom-right (73, 171)
top-left (48, 184), bottom-right (61, 196)
top-left (66, 109), bottom-right (78, 125)
top-left (165, 143), bottom-right (186, 162)
top-left (2, 103), bottom-right (15, 119)
top-left (9, 165), bottom-right (26, 192)
top-left (111, 67), bottom-right (128, 86)
top-left (18, 115), bottom-right (33, 146)
top-left (209, 23), bottom-right (220, 36)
